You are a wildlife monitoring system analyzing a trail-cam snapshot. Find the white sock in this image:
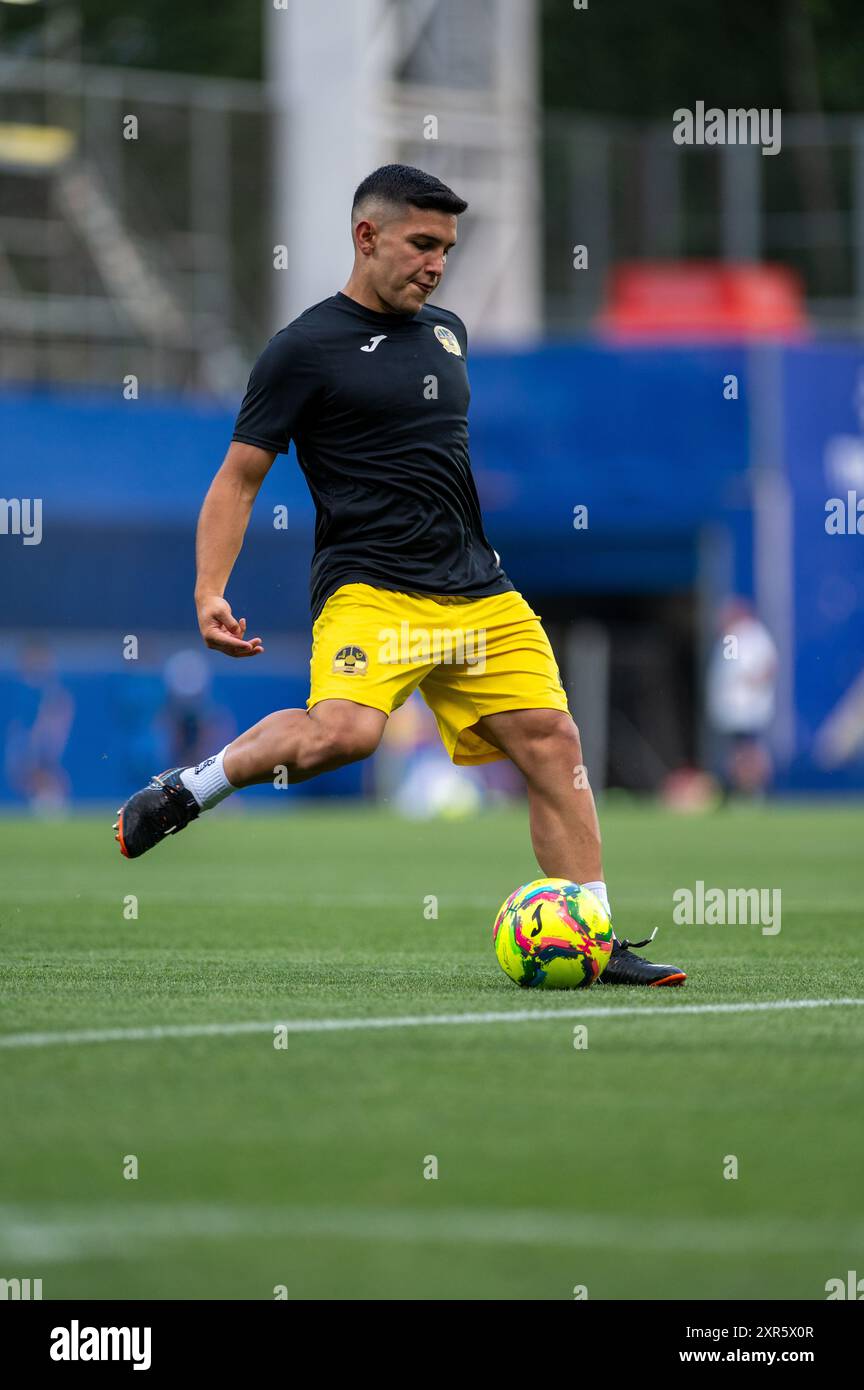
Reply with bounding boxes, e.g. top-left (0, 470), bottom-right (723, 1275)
top-left (179, 746), bottom-right (236, 810)
top-left (583, 879), bottom-right (612, 920)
